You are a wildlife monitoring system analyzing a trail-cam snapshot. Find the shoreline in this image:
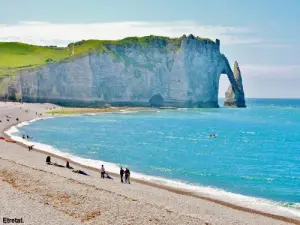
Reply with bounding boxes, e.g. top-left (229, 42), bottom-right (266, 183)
top-left (1, 102), bottom-right (300, 224)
